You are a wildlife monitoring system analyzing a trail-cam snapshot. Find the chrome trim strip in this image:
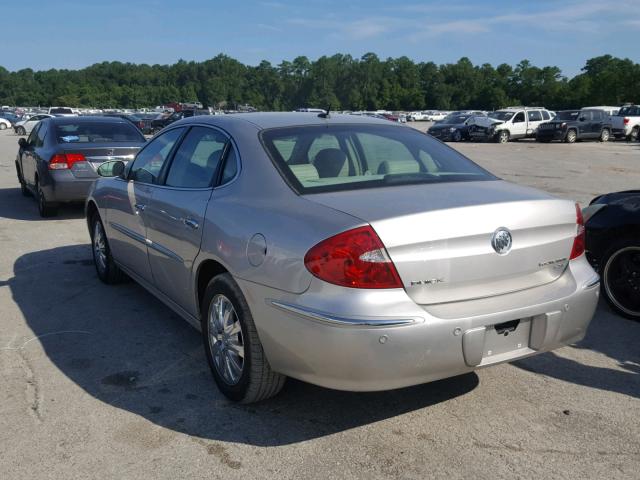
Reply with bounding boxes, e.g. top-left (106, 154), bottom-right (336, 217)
top-left (269, 300), bottom-right (423, 328)
top-left (109, 222), bottom-right (183, 263)
top-left (583, 275), bottom-right (600, 289)
top-left (145, 238), bottom-right (183, 263)
top-left (109, 222), bottom-right (146, 245)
